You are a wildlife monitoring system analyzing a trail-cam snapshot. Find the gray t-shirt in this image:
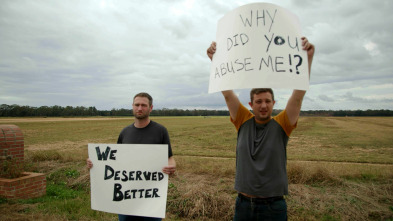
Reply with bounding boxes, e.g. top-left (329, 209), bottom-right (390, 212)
top-left (117, 120), bottom-right (173, 158)
top-left (232, 104), bottom-right (295, 197)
